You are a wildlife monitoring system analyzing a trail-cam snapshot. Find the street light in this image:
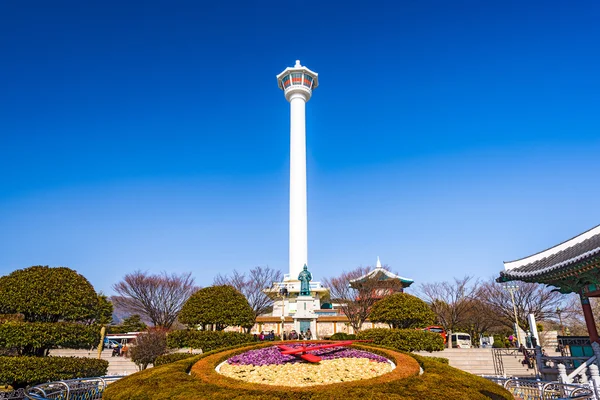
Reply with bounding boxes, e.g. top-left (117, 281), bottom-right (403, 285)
top-left (504, 284), bottom-right (522, 347)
